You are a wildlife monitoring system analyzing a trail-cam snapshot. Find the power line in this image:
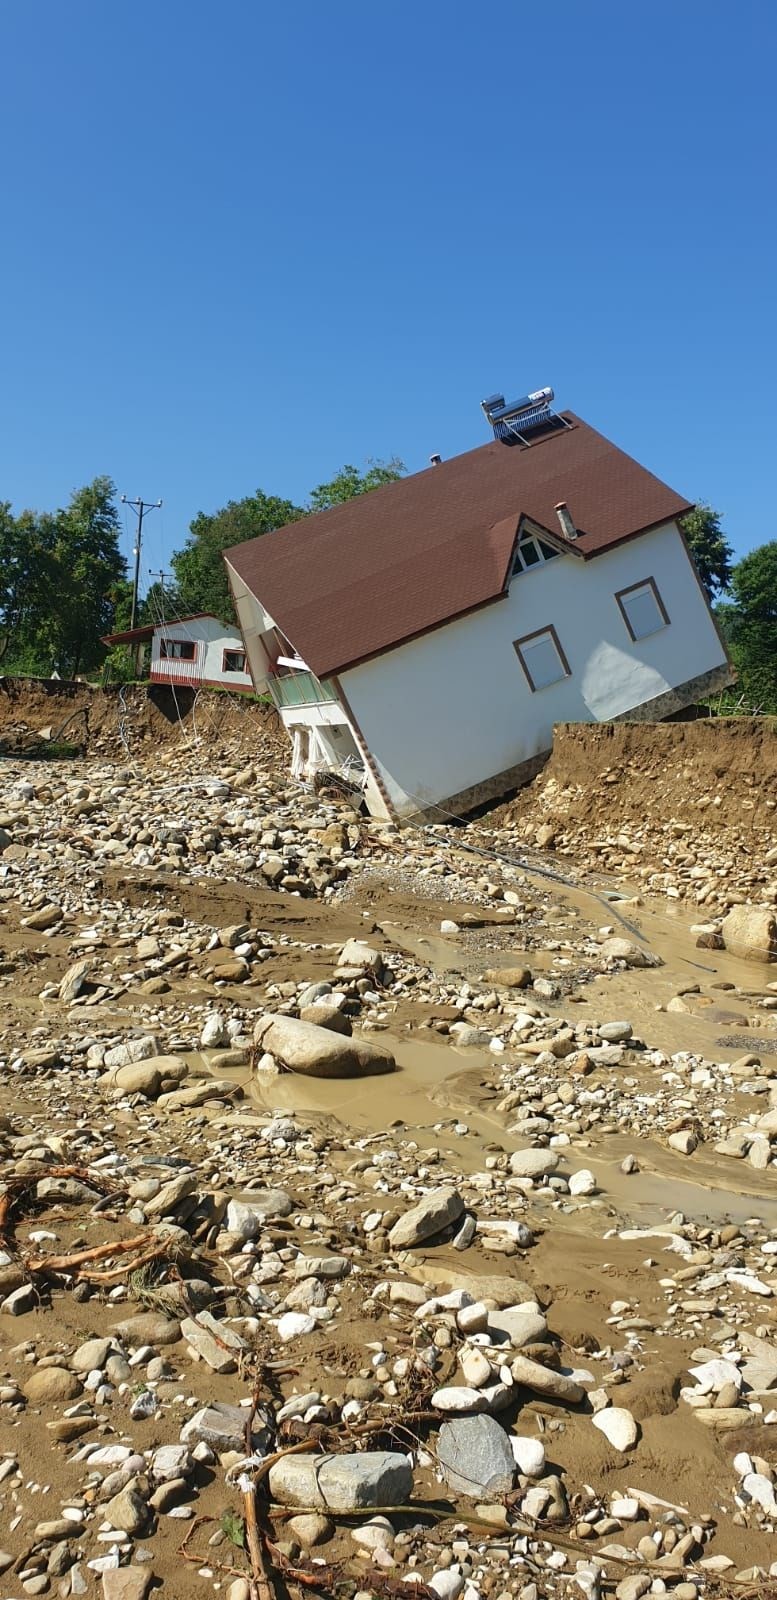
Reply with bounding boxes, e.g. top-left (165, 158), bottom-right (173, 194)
top-left (121, 495), bottom-right (162, 629)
